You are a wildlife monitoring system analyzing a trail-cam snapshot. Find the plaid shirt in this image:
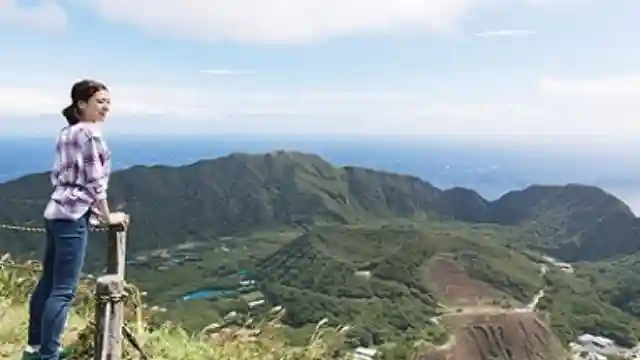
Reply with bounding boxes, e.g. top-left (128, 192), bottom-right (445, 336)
top-left (43, 122), bottom-right (111, 224)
